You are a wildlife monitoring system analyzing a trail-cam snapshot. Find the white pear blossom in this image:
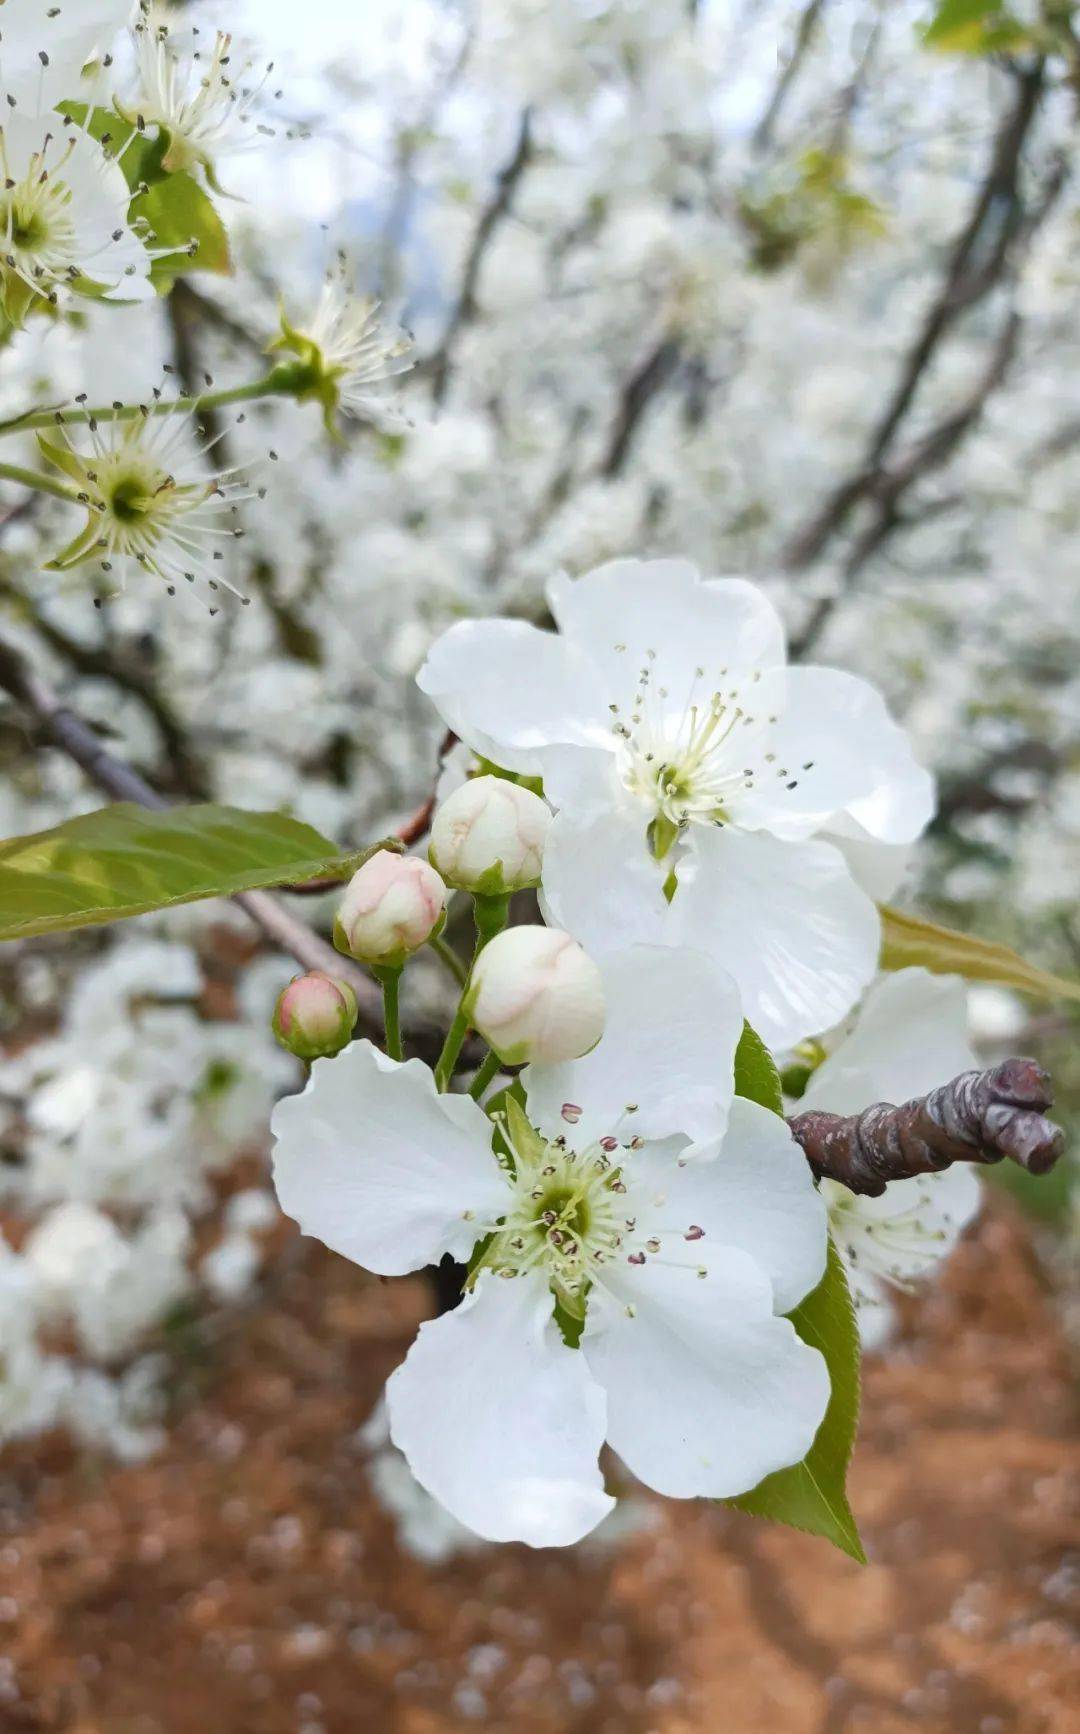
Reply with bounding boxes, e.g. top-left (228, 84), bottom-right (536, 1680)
top-left (798, 969), bottom-right (983, 1347)
top-left (0, 109), bottom-right (154, 321)
top-left (271, 258), bottom-right (414, 432)
top-left (127, 7), bottom-right (279, 183)
top-left (0, 0), bottom-right (131, 112)
top-left (37, 407), bottom-right (259, 598)
top-left (272, 944), bottom-right (829, 1547)
top-left (418, 559), bottom-right (934, 1047)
